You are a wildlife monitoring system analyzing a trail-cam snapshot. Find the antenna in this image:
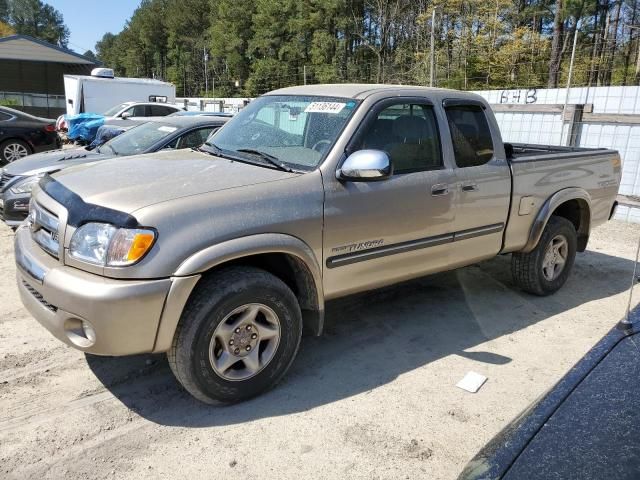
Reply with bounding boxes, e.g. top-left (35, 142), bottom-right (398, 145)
top-left (620, 232), bottom-right (640, 330)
